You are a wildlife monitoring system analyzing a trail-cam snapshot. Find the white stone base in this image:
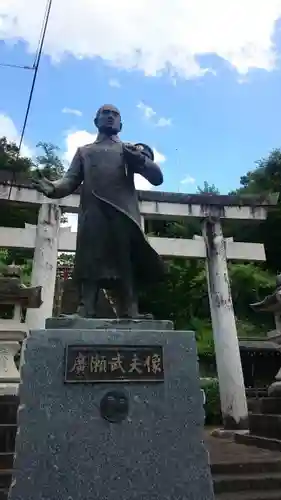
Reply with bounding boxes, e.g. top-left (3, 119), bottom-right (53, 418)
top-left (0, 341), bottom-right (21, 383)
top-left (211, 428), bottom-right (249, 439)
top-left (0, 331), bottom-right (25, 385)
